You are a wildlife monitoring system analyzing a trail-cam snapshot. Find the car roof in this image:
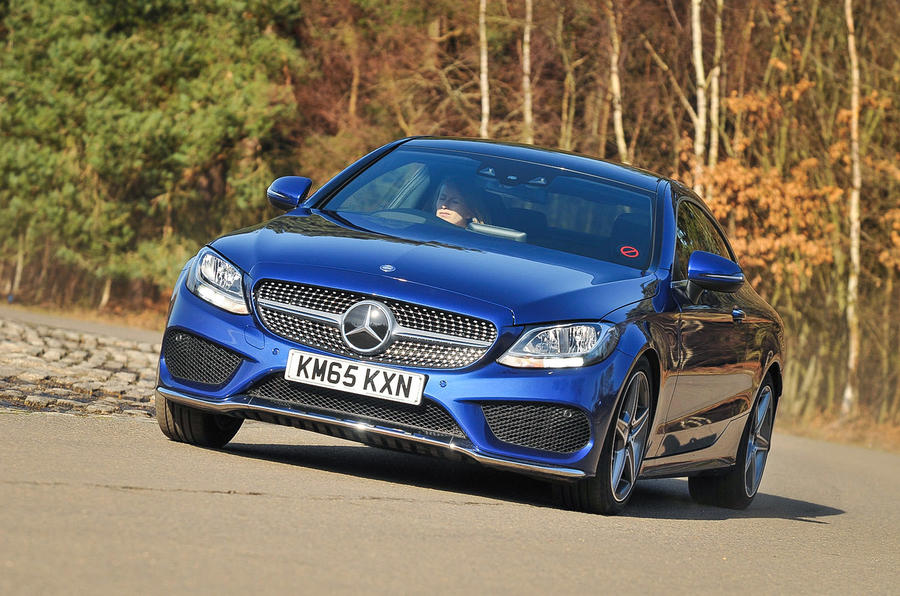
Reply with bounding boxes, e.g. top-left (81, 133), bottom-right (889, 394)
top-left (403, 137), bottom-right (664, 194)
